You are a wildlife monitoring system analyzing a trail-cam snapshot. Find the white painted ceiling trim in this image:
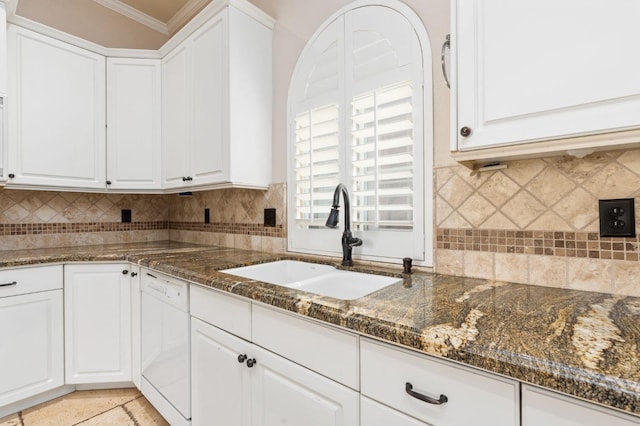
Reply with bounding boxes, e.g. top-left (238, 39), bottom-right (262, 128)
top-left (93, 0), bottom-right (212, 36)
top-left (93, 0), bottom-right (169, 35)
top-left (4, 0), bottom-right (273, 58)
top-left (166, 0), bottom-right (210, 35)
